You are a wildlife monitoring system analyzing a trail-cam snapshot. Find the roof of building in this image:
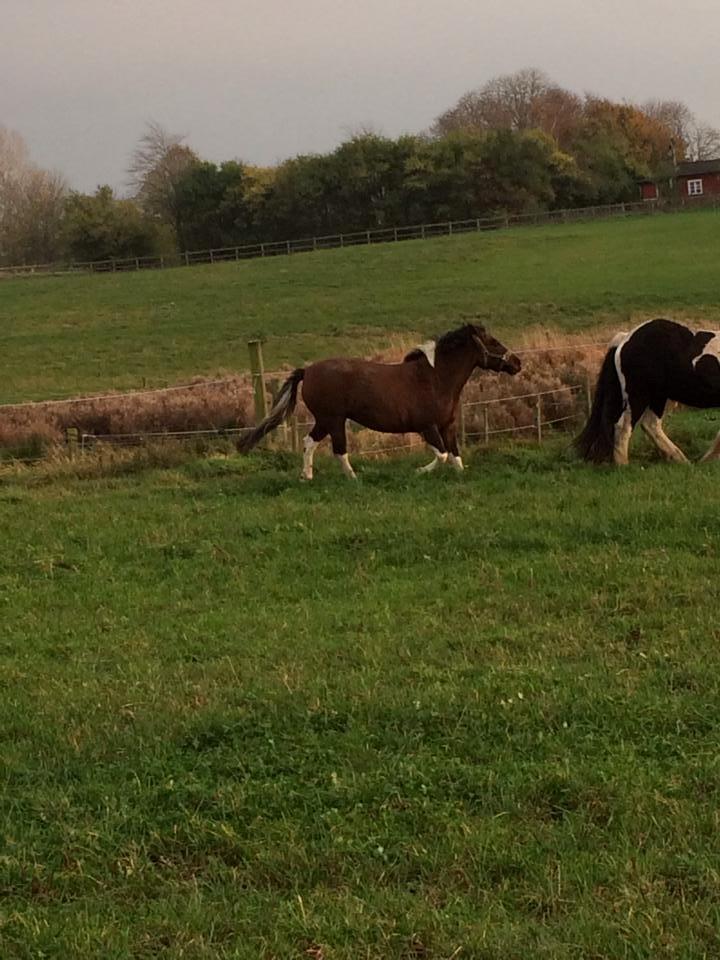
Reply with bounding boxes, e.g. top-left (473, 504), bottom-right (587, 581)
top-left (676, 158), bottom-right (720, 177)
